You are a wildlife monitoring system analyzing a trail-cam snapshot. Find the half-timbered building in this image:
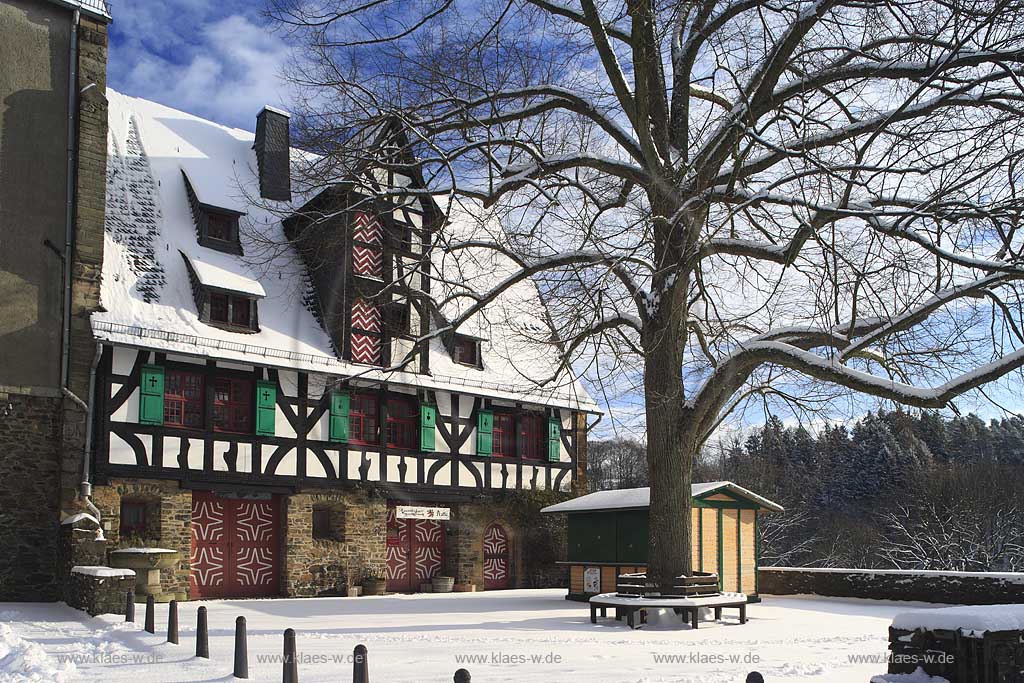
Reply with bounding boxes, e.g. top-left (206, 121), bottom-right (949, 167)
top-left (89, 90), bottom-right (597, 599)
